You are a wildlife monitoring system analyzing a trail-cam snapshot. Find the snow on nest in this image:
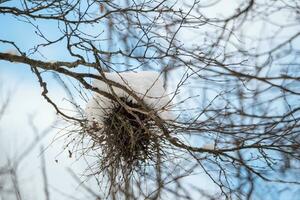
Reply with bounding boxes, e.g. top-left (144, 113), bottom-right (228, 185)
top-left (85, 71), bottom-right (174, 124)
